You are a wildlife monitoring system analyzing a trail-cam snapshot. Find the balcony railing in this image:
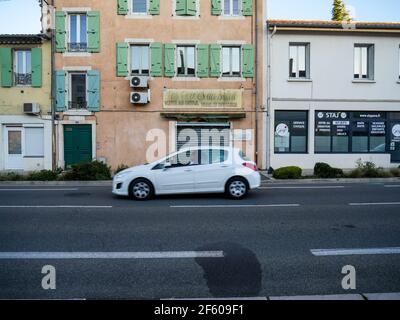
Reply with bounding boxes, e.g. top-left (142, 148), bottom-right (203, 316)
top-left (14, 73), bottom-right (32, 86)
top-left (68, 100), bottom-right (88, 110)
top-left (68, 42), bottom-right (88, 53)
